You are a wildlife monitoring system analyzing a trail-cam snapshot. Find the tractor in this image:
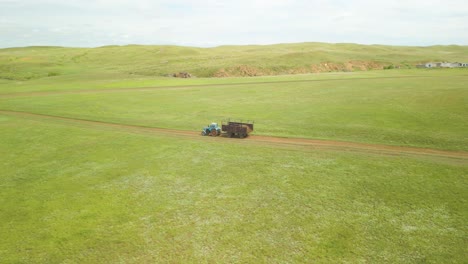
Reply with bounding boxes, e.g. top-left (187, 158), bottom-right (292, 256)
top-left (201, 123), bottom-right (221, 136)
